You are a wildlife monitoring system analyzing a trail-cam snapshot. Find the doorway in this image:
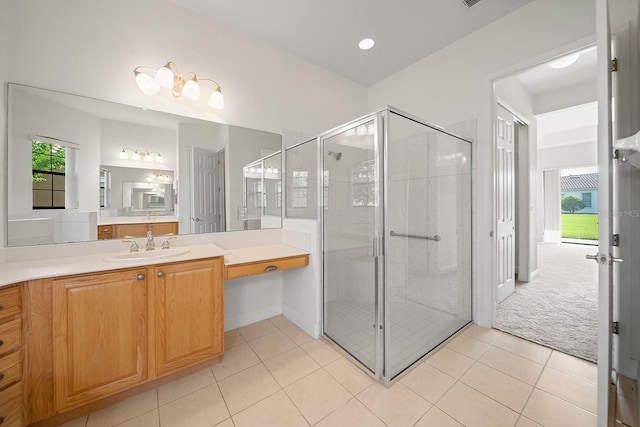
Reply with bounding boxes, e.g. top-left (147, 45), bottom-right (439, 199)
top-left (492, 47), bottom-right (600, 363)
